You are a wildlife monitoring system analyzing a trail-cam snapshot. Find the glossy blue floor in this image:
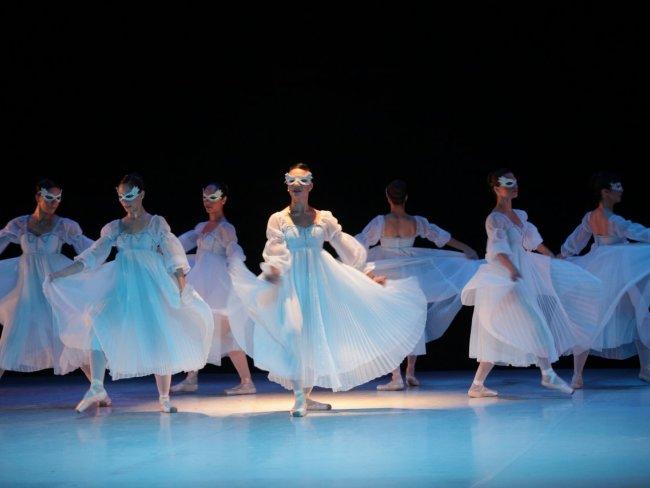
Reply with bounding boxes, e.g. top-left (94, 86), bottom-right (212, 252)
top-left (1, 369), bottom-right (649, 487)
